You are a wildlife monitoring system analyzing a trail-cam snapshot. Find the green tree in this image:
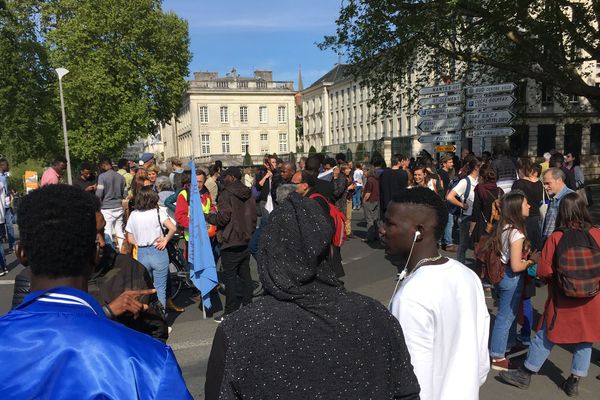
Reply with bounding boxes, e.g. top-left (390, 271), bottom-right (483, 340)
top-left (0, 0), bottom-right (60, 163)
top-left (243, 151), bottom-right (252, 167)
top-left (37, 0), bottom-right (191, 160)
top-left (355, 143), bottom-right (366, 162)
top-left (322, 1), bottom-right (600, 111)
